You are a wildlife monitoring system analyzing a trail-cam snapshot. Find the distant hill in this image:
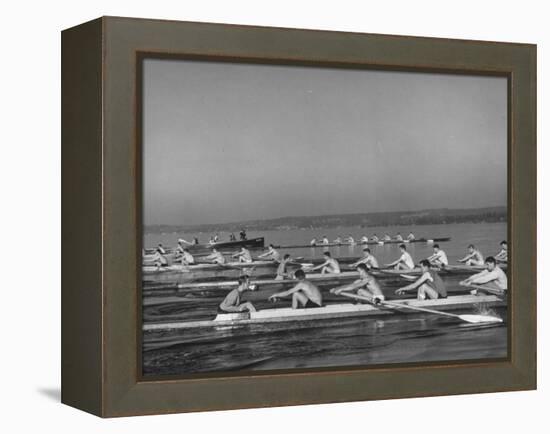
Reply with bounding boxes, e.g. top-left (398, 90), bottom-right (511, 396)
top-left (145, 206), bottom-right (507, 234)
